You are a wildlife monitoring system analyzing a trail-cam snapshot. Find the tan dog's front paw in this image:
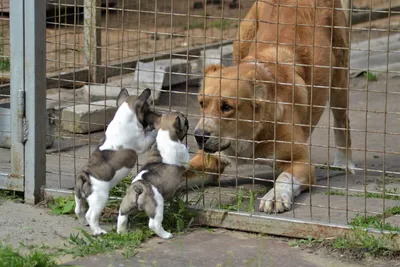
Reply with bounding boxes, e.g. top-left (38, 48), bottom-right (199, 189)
top-left (259, 189), bottom-right (293, 213)
top-left (259, 172), bottom-right (302, 213)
